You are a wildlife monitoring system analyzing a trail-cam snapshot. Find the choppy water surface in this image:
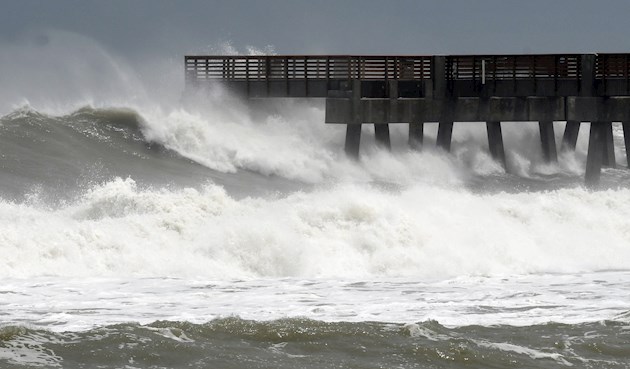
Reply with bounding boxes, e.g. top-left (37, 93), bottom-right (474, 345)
top-left (2, 274), bottom-right (630, 368)
top-left (2, 318), bottom-right (630, 369)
